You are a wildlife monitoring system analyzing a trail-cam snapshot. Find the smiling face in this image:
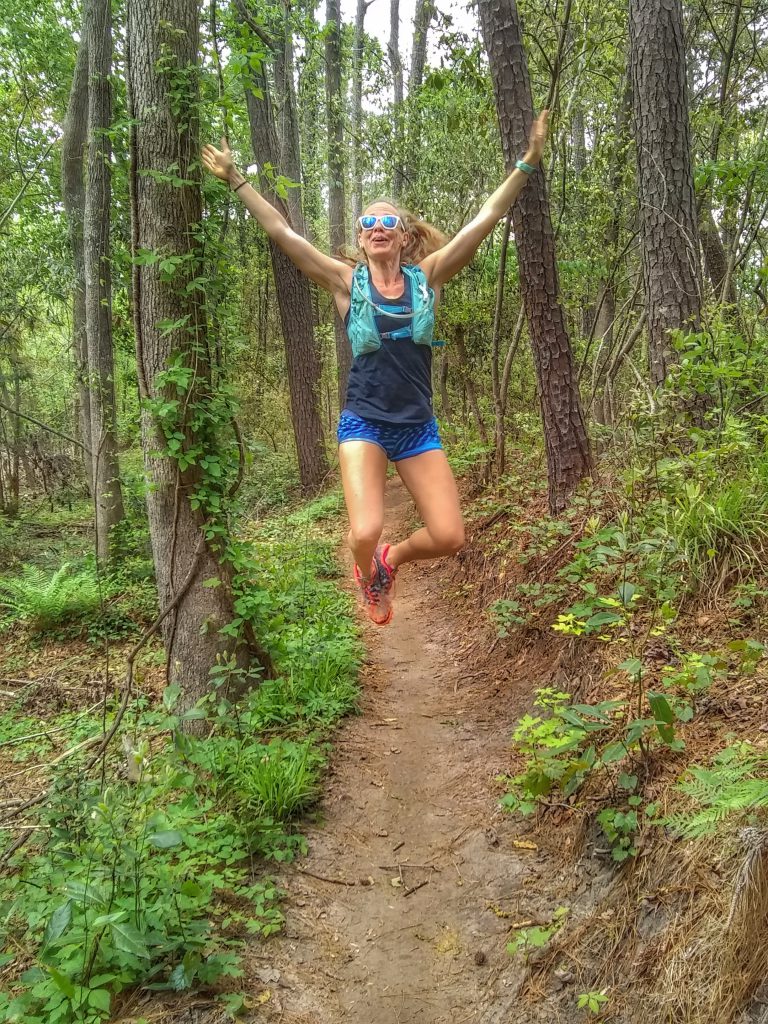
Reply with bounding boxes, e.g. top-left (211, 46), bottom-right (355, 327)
top-left (358, 202), bottom-right (409, 263)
